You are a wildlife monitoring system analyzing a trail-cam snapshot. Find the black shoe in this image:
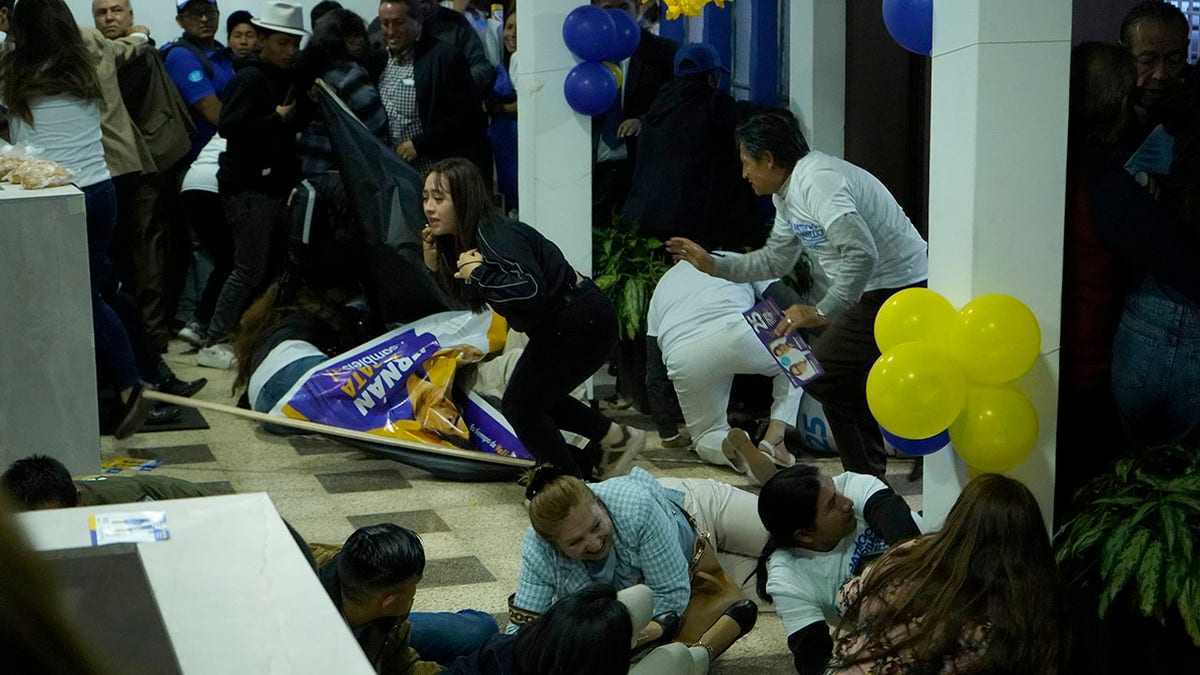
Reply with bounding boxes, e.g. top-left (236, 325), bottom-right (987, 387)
top-left (112, 384), bottom-right (151, 440)
top-left (147, 405), bottom-right (183, 425)
top-left (158, 375), bottom-right (207, 398)
top-left (722, 599), bottom-right (758, 636)
top-left (632, 610), bottom-right (682, 660)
